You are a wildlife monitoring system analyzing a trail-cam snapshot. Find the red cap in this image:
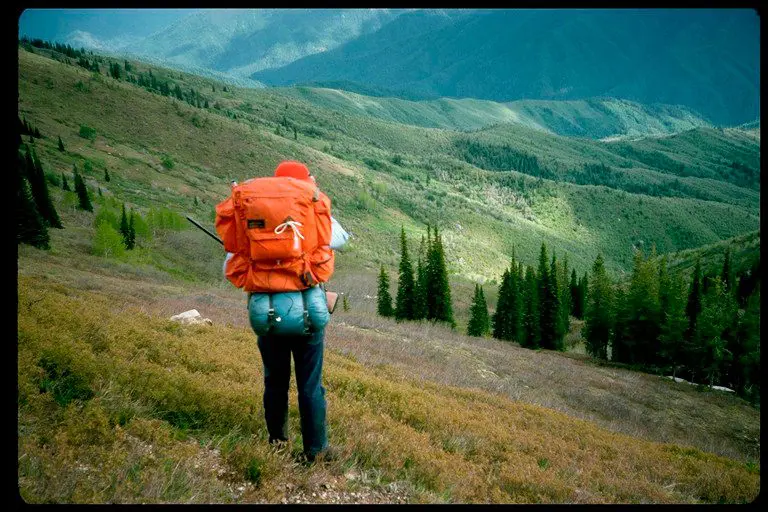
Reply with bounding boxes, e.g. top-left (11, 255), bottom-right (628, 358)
top-left (274, 161), bottom-right (312, 181)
